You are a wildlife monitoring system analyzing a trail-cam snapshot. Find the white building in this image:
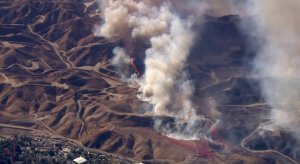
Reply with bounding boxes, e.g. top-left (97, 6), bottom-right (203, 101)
top-left (73, 156), bottom-right (87, 164)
